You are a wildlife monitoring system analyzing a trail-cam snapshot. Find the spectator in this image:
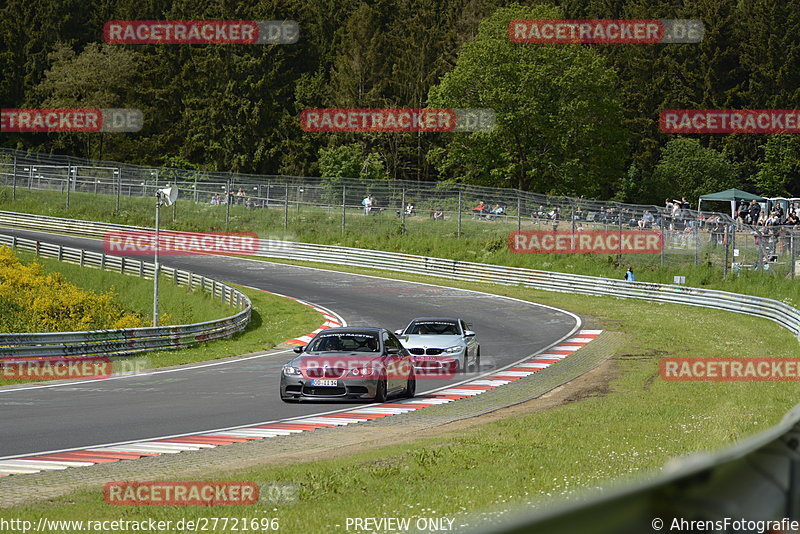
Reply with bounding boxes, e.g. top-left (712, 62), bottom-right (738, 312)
top-left (405, 202), bottom-right (415, 216)
top-left (638, 210), bottom-right (654, 228)
top-left (210, 194), bottom-right (221, 206)
top-left (624, 267), bottom-right (635, 281)
top-left (748, 200), bottom-right (761, 225)
top-left (473, 200), bottom-right (489, 218)
top-left (236, 187), bottom-right (246, 204)
top-left (432, 206), bottom-right (444, 220)
top-left (362, 195), bottom-right (373, 215)
top-left (489, 204), bottom-right (505, 220)
top-left (551, 207), bottom-right (561, 231)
